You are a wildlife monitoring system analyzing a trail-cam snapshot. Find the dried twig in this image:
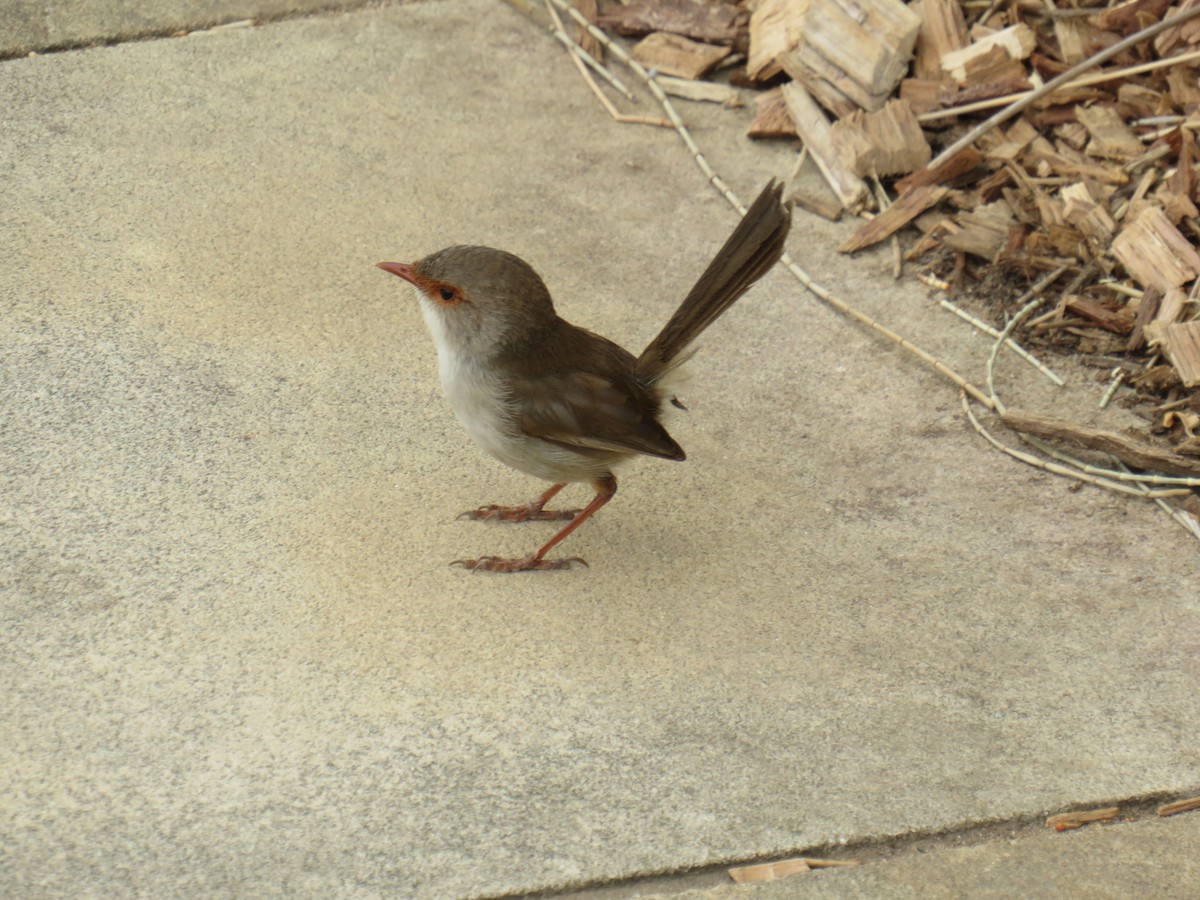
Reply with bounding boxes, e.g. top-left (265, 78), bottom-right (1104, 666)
top-left (548, 0), bottom-right (745, 201)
